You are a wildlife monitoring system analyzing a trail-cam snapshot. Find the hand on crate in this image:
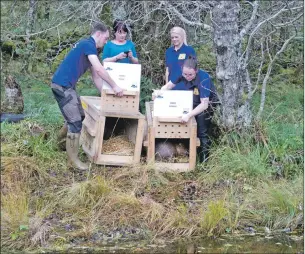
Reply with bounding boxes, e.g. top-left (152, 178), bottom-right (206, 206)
top-left (113, 85), bottom-right (124, 97)
top-left (181, 113), bottom-right (191, 123)
top-left (152, 90), bottom-right (163, 100)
